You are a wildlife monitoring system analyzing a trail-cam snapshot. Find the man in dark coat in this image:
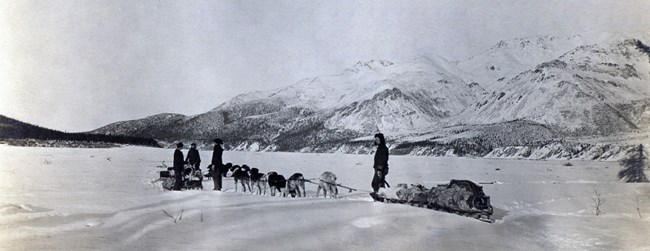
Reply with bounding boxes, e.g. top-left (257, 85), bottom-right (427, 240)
top-left (173, 142), bottom-right (185, 191)
top-left (211, 138), bottom-right (224, 191)
top-left (372, 133), bottom-right (389, 193)
top-left (185, 143), bottom-right (201, 170)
